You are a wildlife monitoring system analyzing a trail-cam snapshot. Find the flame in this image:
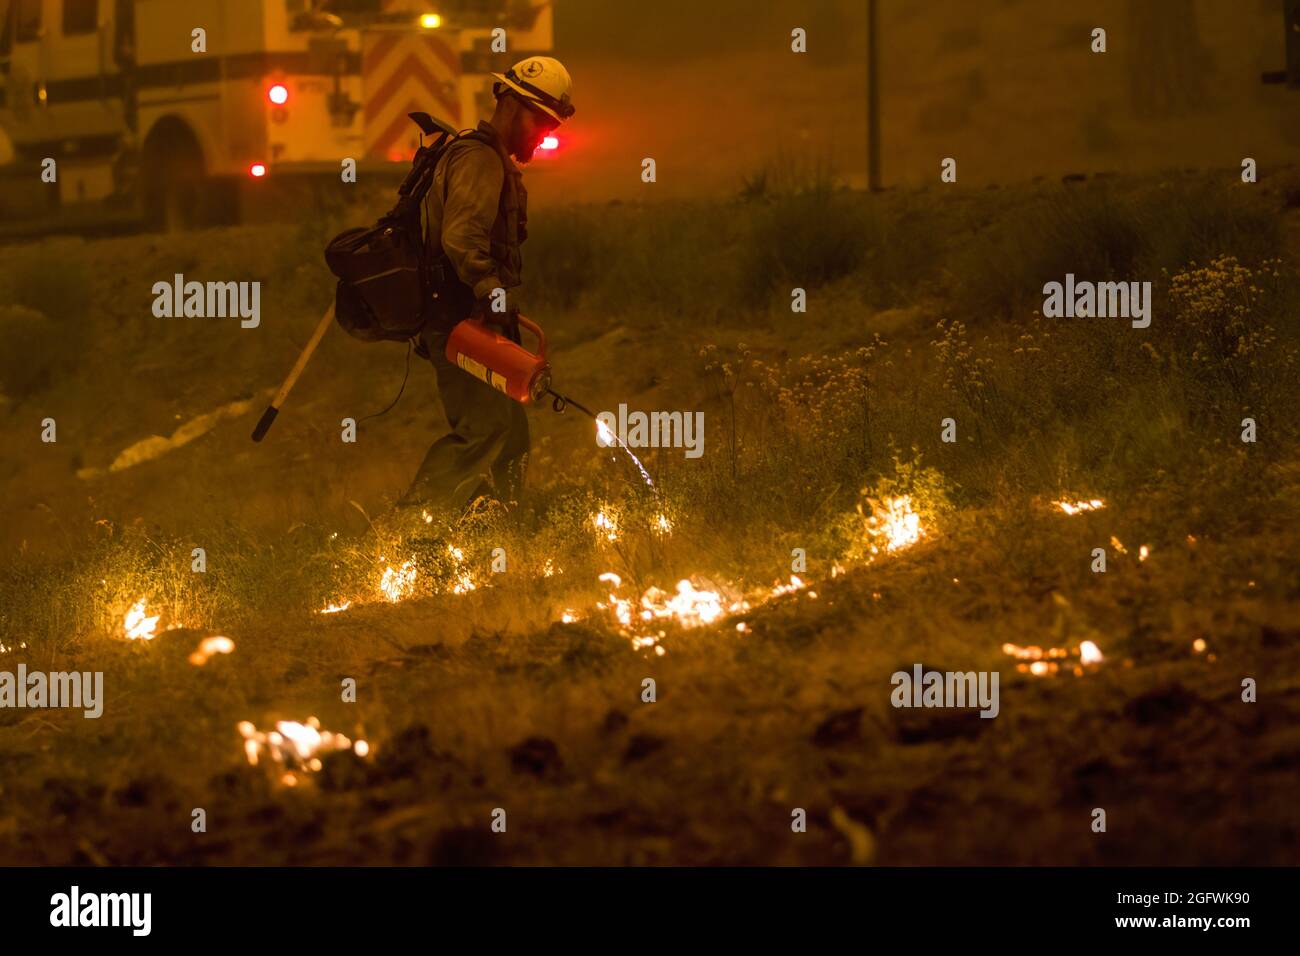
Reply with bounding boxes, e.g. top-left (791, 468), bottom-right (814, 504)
top-left (238, 716), bottom-right (370, 778)
top-left (1079, 640), bottom-right (1104, 664)
top-left (652, 513), bottom-right (673, 535)
top-left (123, 598), bottom-right (159, 640)
top-left (592, 510), bottom-right (620, 542)
top-left (447, 544), bottom-right (477, 594)
top-left (646, 579), bottom-right (745, 627)
top-left (864, 495), bottom-right (924, 554)
top-left (597, 572), bottom-right (752, 651)
top-left (318, 600), bottom-right (351, 614)
top-left (379, 559), bottom-right (417, 602)
top-left (1138, 545), bottom-right (1150, 562)
top-left (770, 575), bottom-right (806, 598)
top-left (1056, 498), bottom-right (1105, 515)
top-left (188, 635), bottom-right (235, 666)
